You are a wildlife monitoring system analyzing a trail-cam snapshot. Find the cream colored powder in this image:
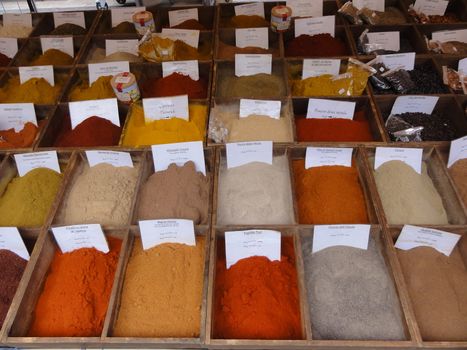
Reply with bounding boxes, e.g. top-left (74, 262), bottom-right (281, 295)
top-left (0, 25), bottom-right (32, 38)
top-left (374, 160), bottom-right (448, 225)
top-left (88, 47), bottom-right (143, 63)
top-left (217, 155), bottom-right (294, 225)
